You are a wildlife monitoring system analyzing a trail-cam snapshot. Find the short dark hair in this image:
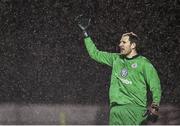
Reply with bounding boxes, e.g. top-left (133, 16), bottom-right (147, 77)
top-left (128, 34), bottom-right (139, 44)
top-left (123, 32), bottom-right (139, 49)
top-left (123, 32), bottom-right (139, 43)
